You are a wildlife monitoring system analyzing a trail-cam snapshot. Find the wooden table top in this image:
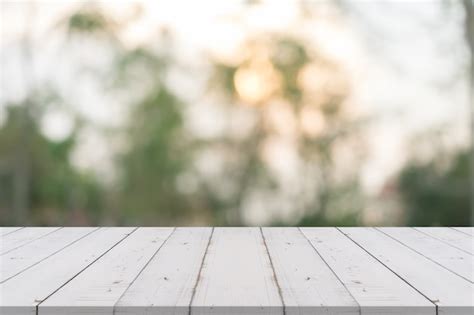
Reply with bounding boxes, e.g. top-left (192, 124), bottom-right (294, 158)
top-left (1, 227), bottom-right (473, 314)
